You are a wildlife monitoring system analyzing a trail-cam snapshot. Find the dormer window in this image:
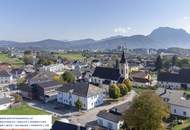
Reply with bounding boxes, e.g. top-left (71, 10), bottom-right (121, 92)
top-left (163, 98), bottom-right (169, 102)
